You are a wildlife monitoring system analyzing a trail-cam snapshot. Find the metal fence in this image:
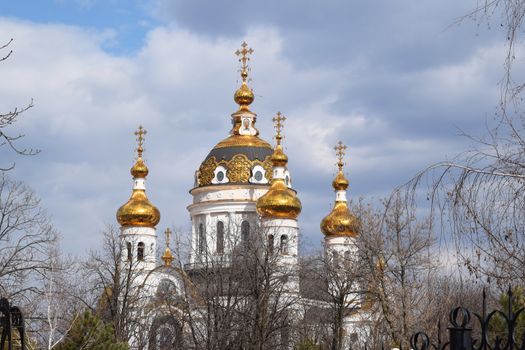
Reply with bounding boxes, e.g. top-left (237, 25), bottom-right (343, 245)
top-left (0, 298), bottom-right (26, 350)
top-left (410, 288), bottom-right (524, 350)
